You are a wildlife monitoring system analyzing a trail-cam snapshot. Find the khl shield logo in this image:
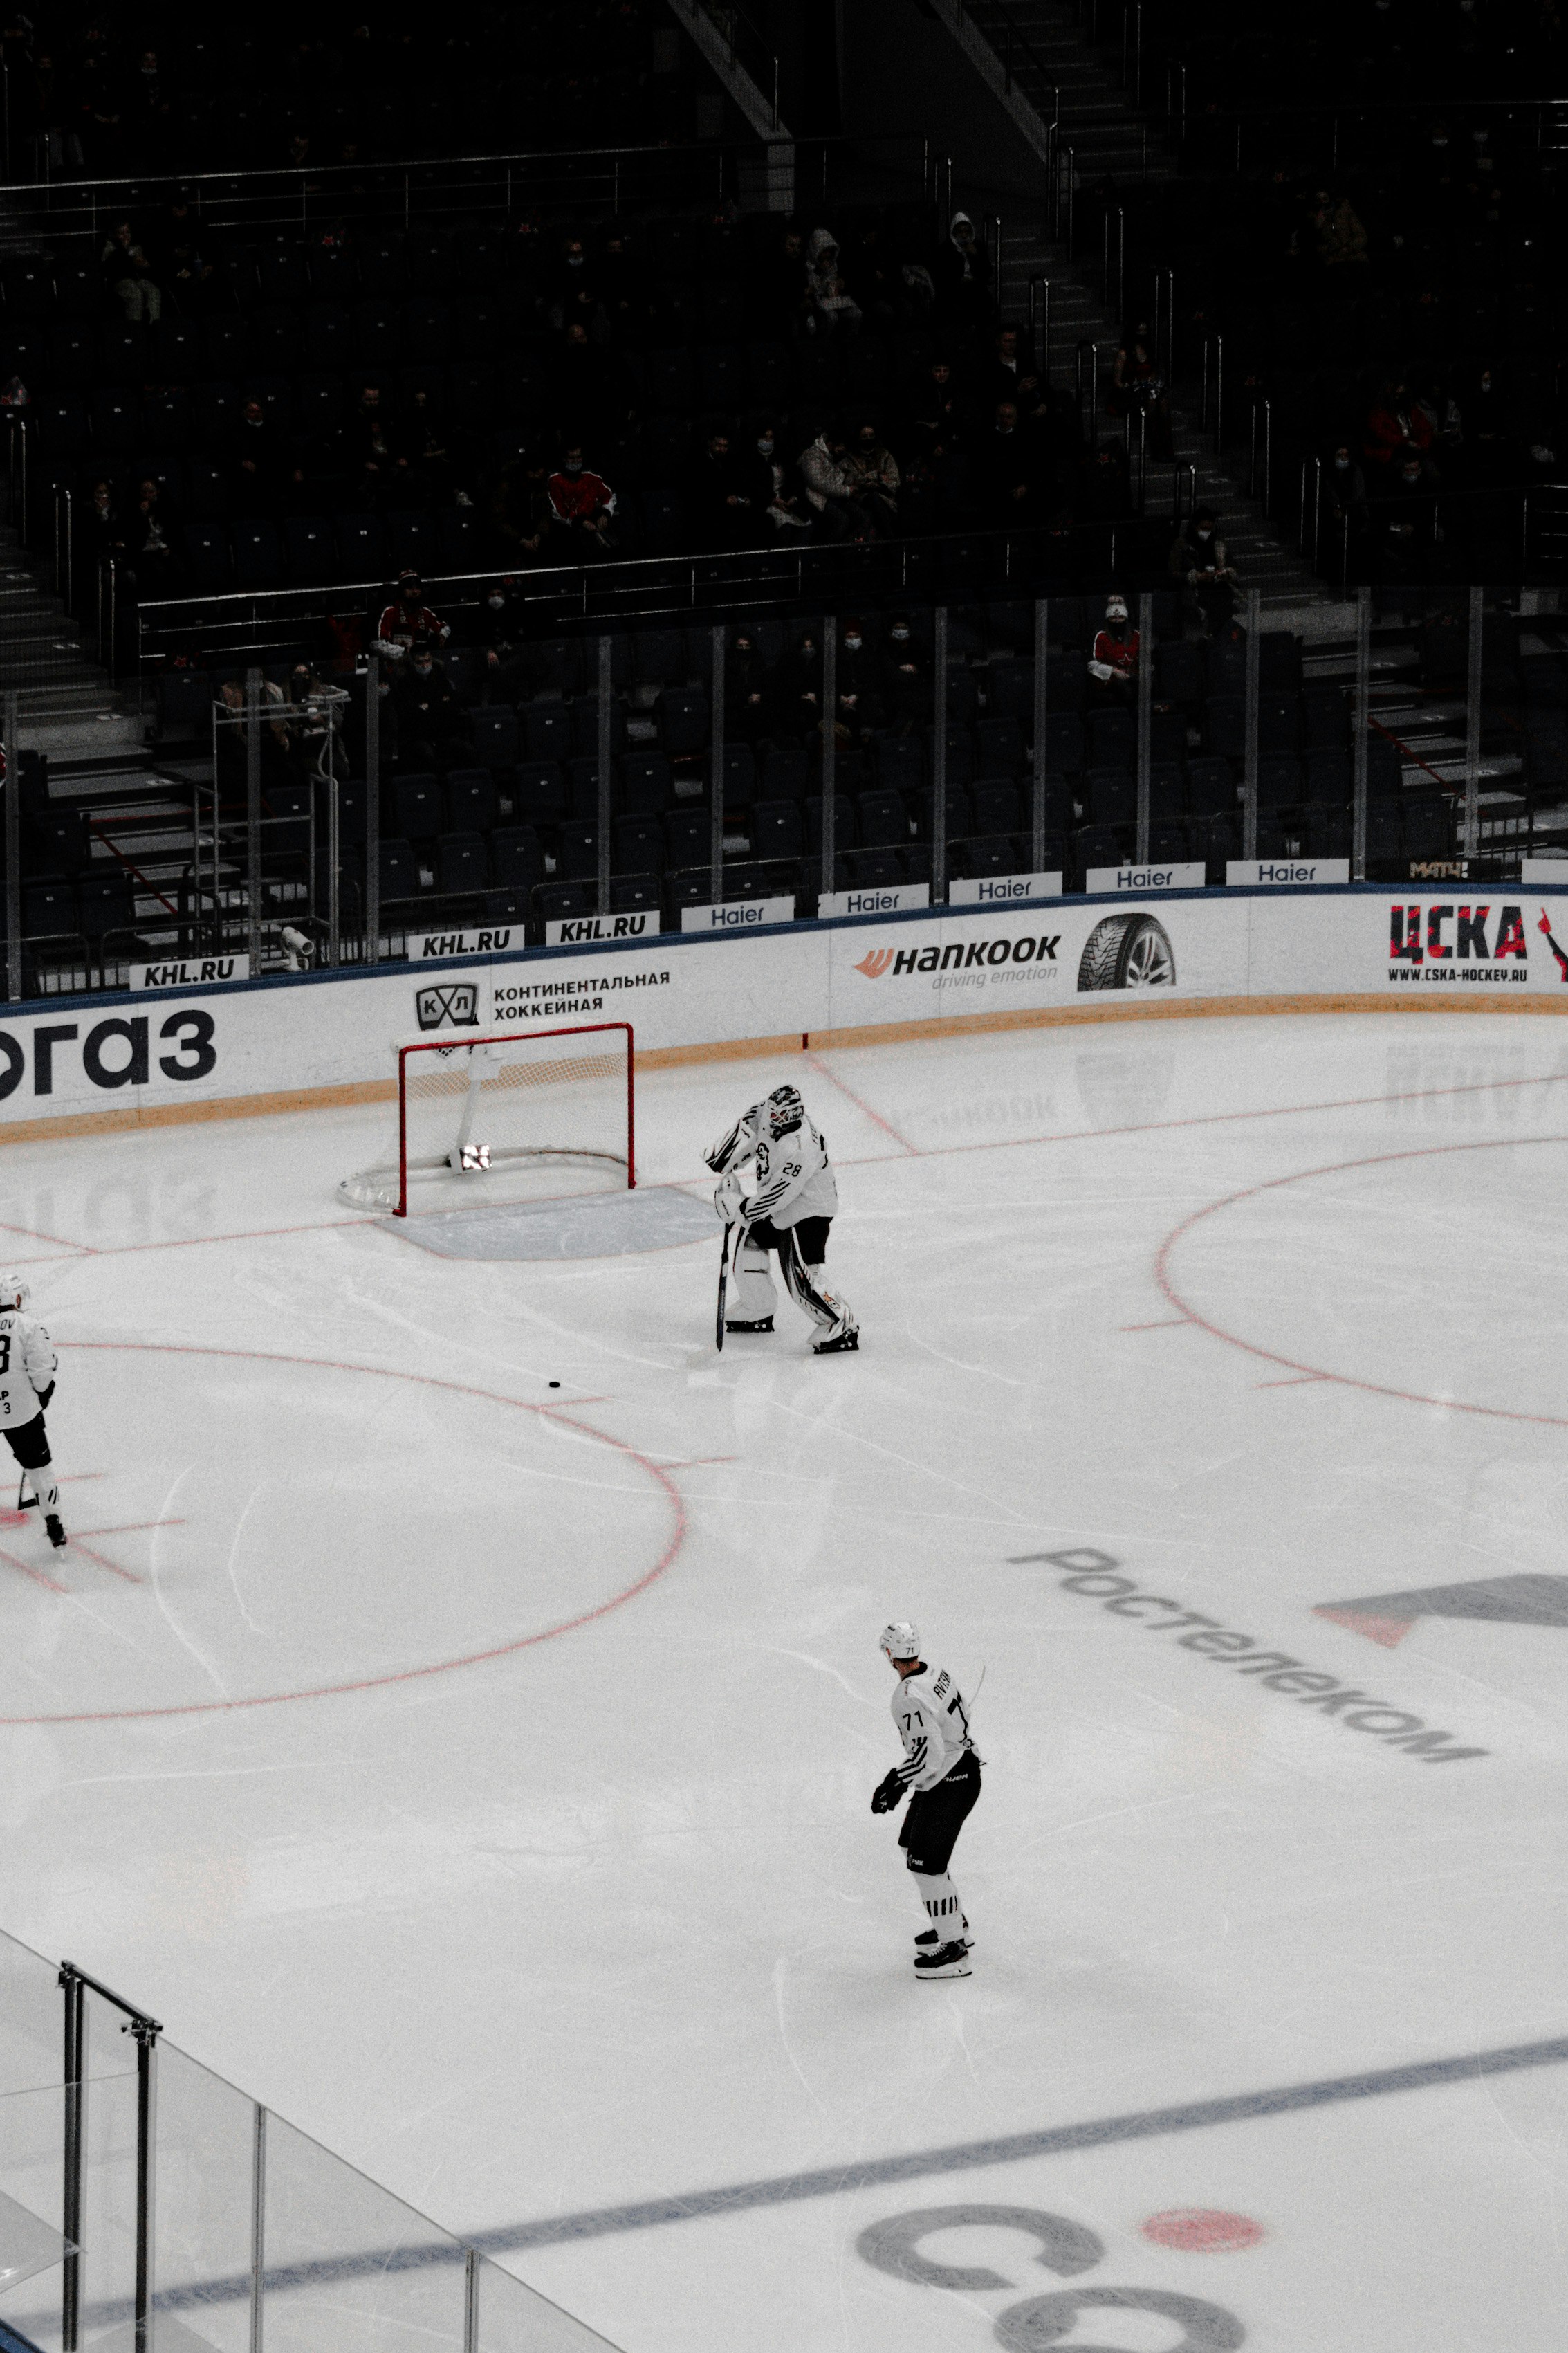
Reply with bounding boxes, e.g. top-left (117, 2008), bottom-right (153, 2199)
top-left (416, 982), bottom-right (479, 1030)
